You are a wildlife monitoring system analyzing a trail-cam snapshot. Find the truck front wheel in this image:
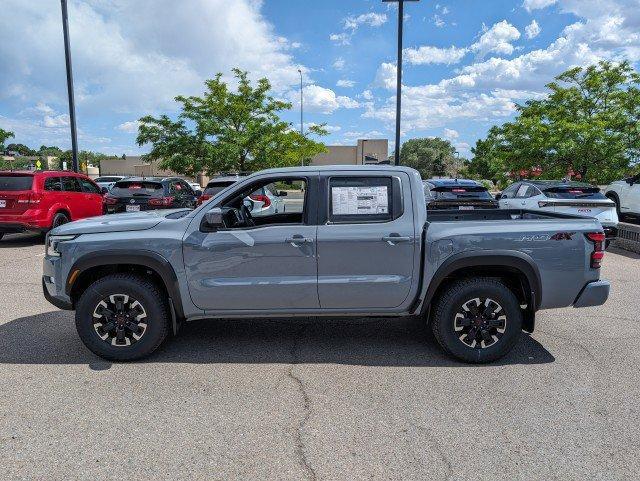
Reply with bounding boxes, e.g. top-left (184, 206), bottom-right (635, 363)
top-left (431, 278), bottom-right (523, 363)
top-left (75, 273), bottom-right (170, 361)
